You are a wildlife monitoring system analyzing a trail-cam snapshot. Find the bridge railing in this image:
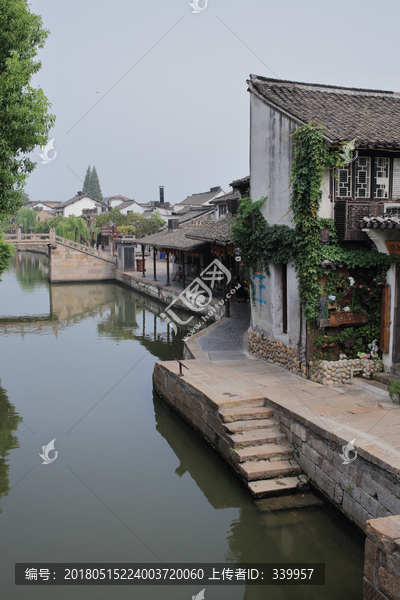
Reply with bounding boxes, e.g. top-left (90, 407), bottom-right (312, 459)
top-left (5, 232), bottom-right (116, 263)
top-left (4, 233), bottom-right (51, 241)
top-left (54, 236), bottom-right (116, 262)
